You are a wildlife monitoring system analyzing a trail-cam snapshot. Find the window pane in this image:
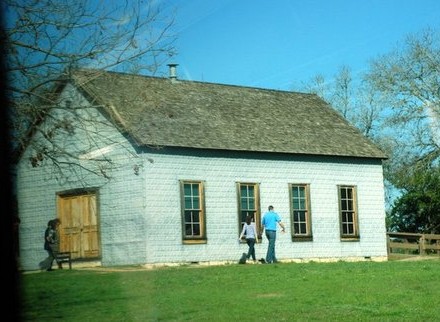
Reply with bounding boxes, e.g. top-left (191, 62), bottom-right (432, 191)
top-left (192, 184), bottom-right (199, 196)
top-left (291, 185), bottom-right (310, 236)
top-left (343, 222), bottom-right (354, 235)
top-left (340, 200), bottom-right (345, 211)
top-left (341, 188), bottom-right (347, 199)
top-left (184, 197), bottom-right (192, 209)
top-left (293, 187), bottom-right (299, 198)
top-left (182, 182), bottom-right (204, 238)
top-left (240, 185), bottom-right (248, 197)
top-left (193, 211), bottom-right (200, 223)
top-left (240, 185), bottom-right (256, 212)
top-left (293, 211), bottom-right (299, 222)
top-left (346, 188), bottom-right (352, 199)
top-left (240, 186), bottom-right (255, 210)
top-left (193, 197), bottom-right (200, 209)
top-left (347, 200), bottom-right (353, 211)
top-left (341, 212), bottom-right (346, 223)
top-left (238, 183), bottom-right (258, 236)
